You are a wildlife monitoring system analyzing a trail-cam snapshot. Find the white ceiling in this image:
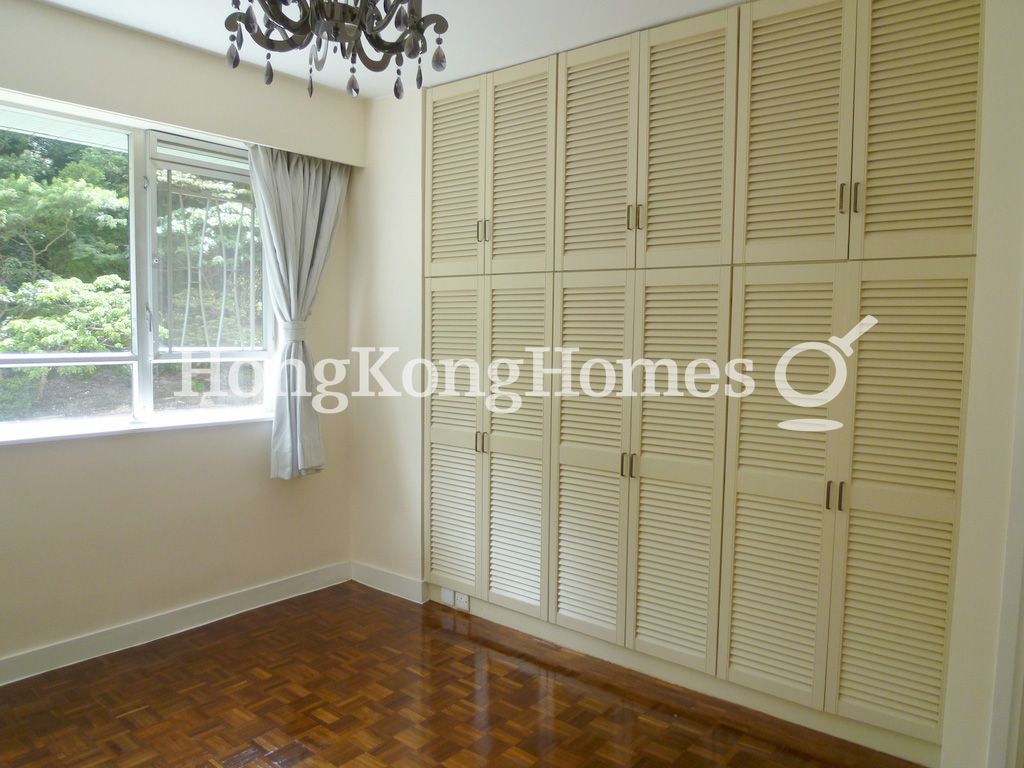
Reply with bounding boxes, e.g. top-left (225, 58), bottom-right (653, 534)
top-left (37, 0), bottom-right (737, 99)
